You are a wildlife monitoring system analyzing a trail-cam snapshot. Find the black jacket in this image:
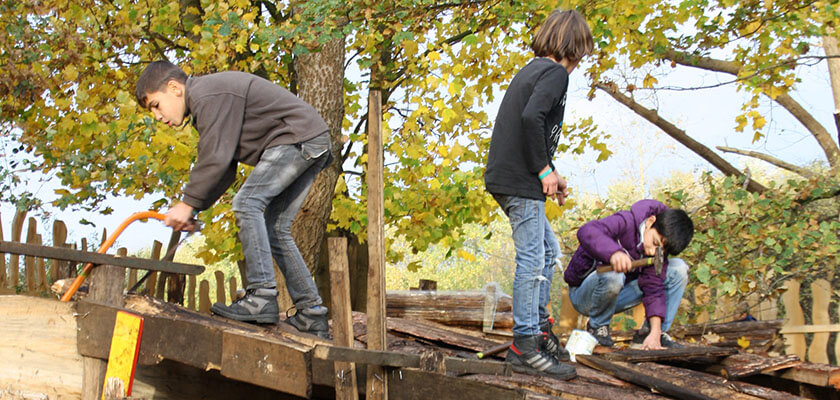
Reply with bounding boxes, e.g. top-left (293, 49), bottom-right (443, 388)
top-left (484, 58), bottom-right (568, 200)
